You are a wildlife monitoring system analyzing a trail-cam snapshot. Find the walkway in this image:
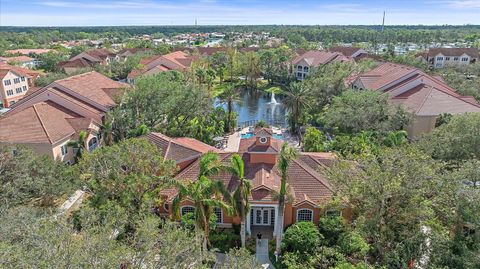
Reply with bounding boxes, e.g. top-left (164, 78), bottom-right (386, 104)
top-left (224, 131), bottom-right (240, 152)
top-left (255, 239), bottom-right (275, 269)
